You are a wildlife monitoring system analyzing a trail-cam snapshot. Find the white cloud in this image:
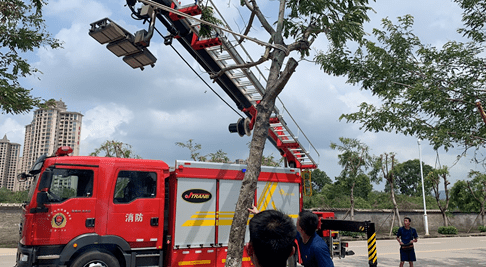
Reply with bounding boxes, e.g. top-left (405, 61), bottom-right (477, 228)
top-left (0, 117), bottom-right (27, 144)
top-left (46, 0), bottom-right (113, 24)
top-left (81, 103), bottom-right (134, 140)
